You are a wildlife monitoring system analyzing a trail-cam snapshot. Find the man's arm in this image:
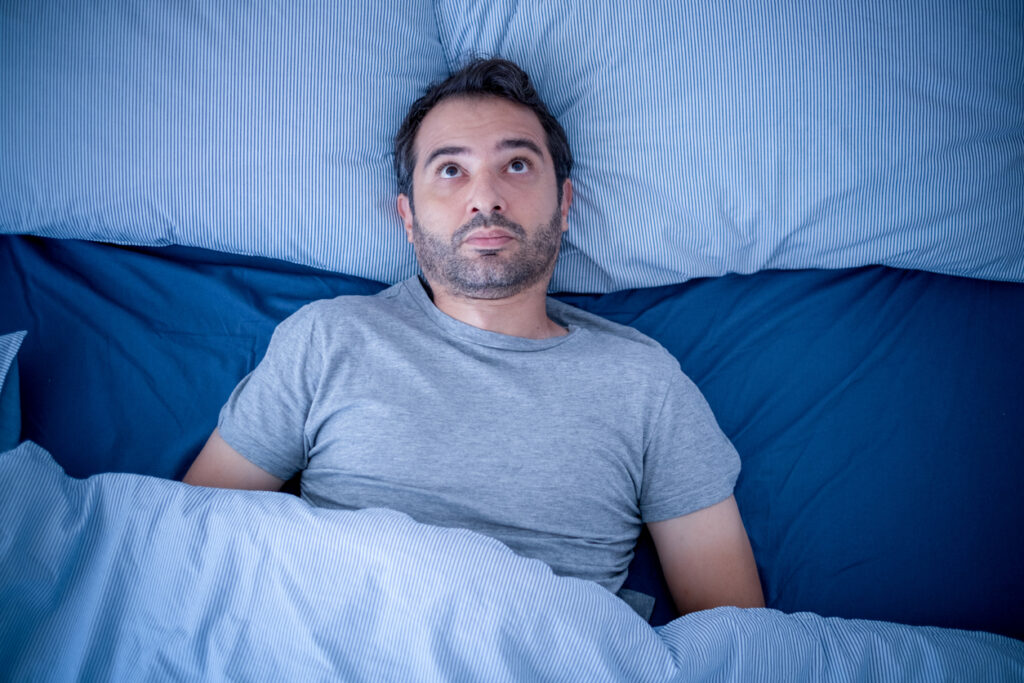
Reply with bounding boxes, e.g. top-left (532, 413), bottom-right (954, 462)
top-left (647, 495), bottom-right (765, 615)
top-left (183, 428), bottom-right (286, 491)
